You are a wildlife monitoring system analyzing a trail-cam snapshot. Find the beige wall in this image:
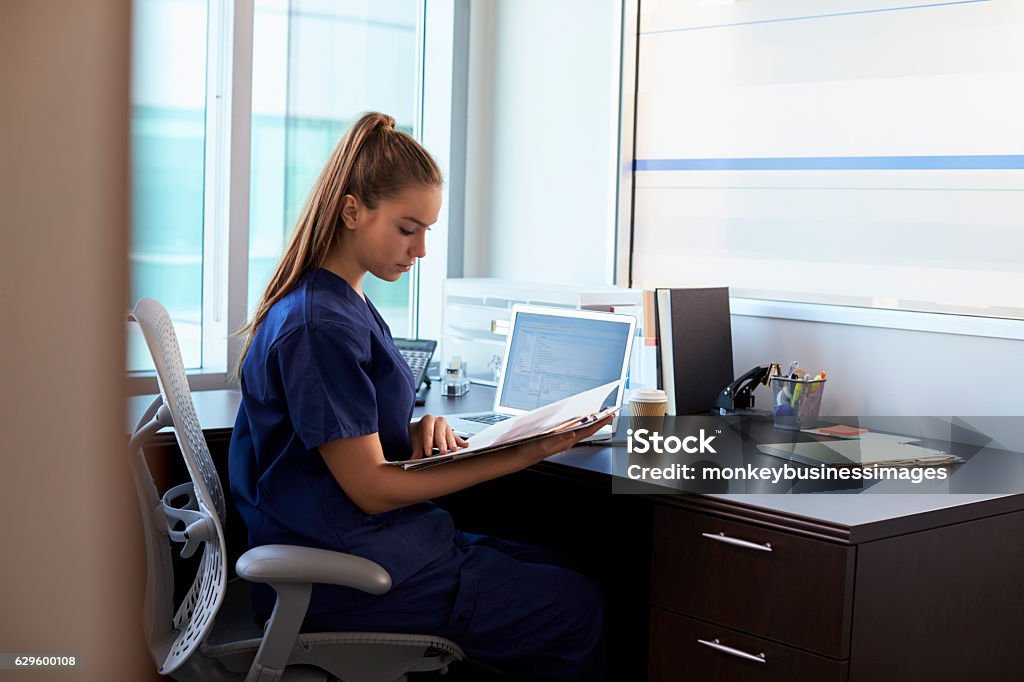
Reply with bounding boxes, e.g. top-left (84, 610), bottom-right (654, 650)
top-left (0, 2), bottom-right (156, 679)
